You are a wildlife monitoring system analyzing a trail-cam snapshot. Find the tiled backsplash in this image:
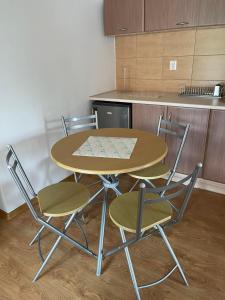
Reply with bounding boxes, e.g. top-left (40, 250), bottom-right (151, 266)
top-left (116, 28), bottom-right (225, 92)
